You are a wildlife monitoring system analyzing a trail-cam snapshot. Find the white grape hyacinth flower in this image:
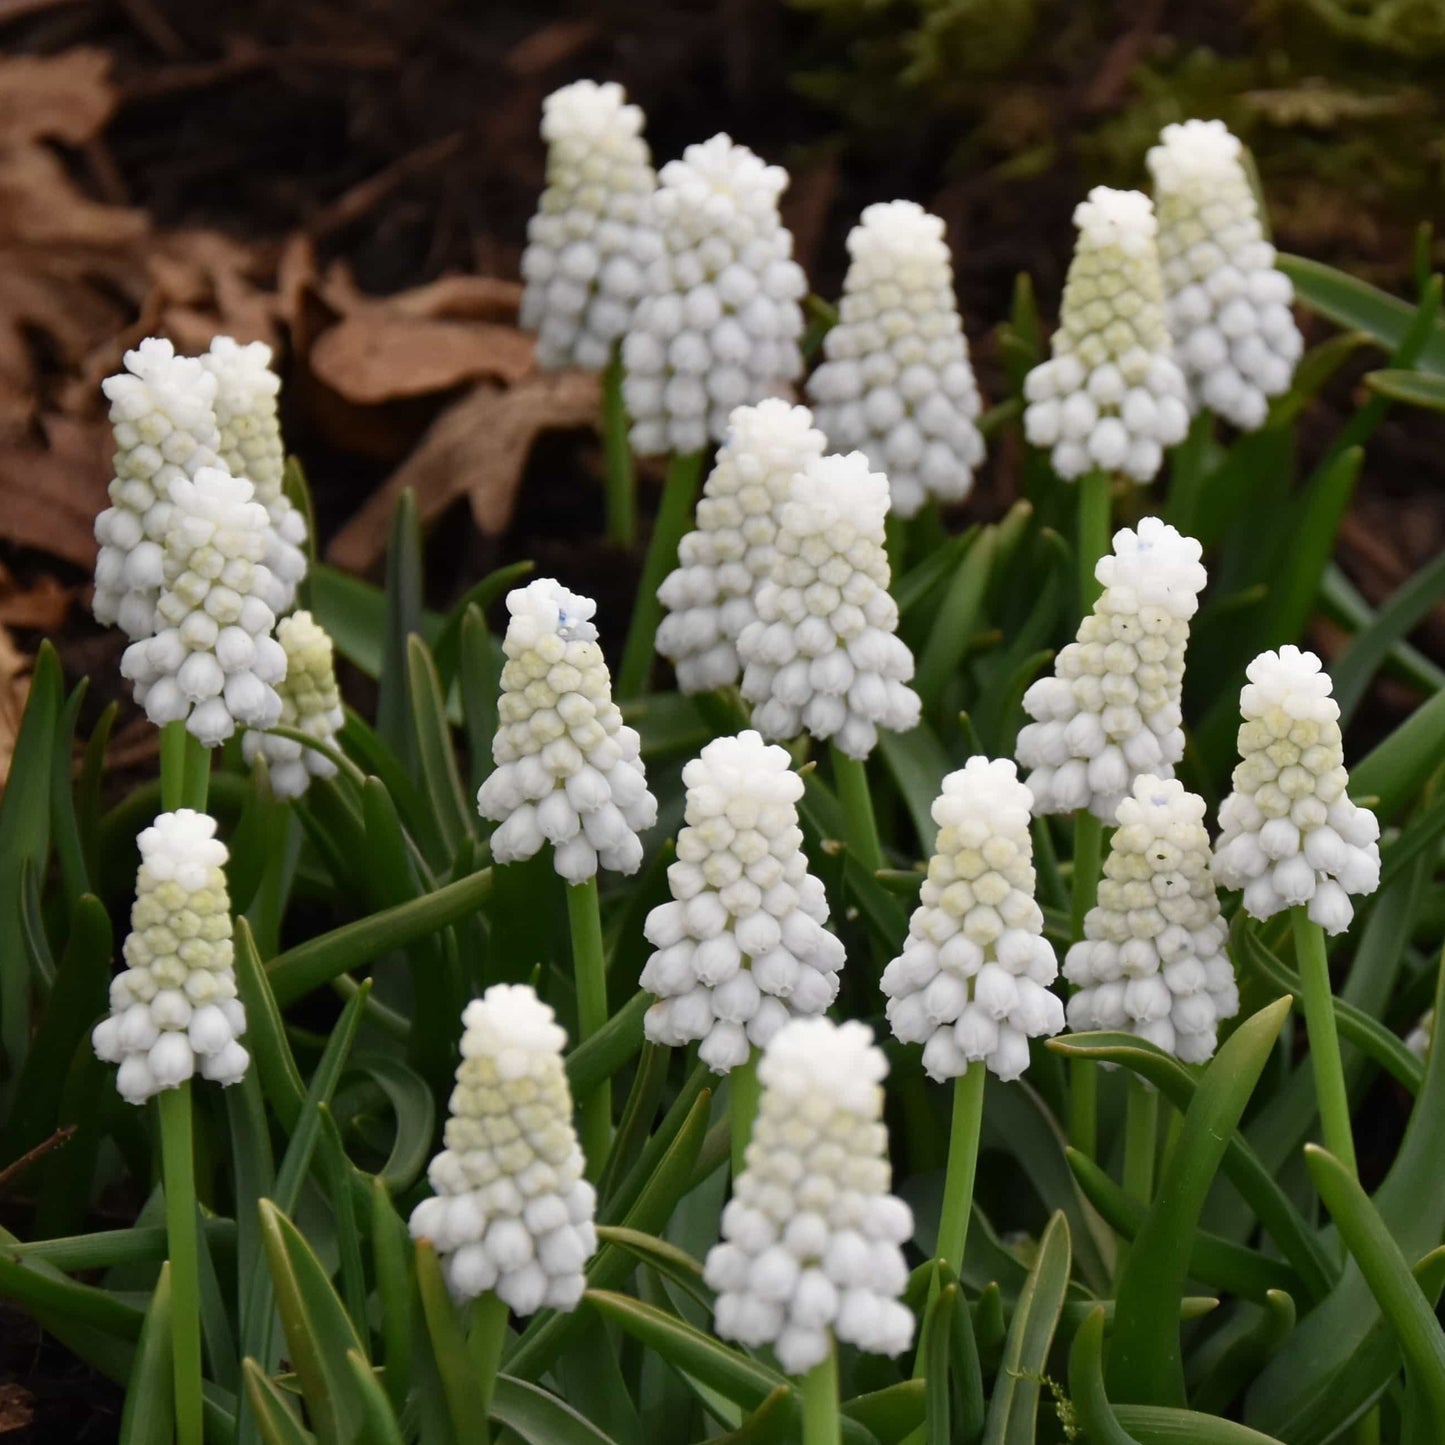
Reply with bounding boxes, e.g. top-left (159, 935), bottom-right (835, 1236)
top-left (704, 1017), bottom-right (915, 1375)
top-left (1064, 775), bottom-right (1237, 1063)
top-left (807, 200), bottom-right (984, 517)
top-left (656, 399), bottom-right (826, 693)
top-left (119, 467), bottom-right (286, 747)
top-left (203, 336), bottom-right (309, 614)
top-left (622, 133), bottom-right (807, 456)
top-left (410, 986), bottom-right (597, 1313)
top-left (1147, 120), bottom-right (1303, 431)
top-left (93, 338), bottom-right (223, 640)
top-left (241, 611), bottom-right (343, 799)
top-left (882, 757), bottom-right (1063, 1082)
top-left (737, 451), bottom-right (920, 759)
top-left (1212, 646), bottom-right (1380, 934)
top-left (641, 731), bottom-right (846, 1072)
top-left (477, 578), bottom-right (657, 883)
top-left (1016, 518), bottom-right (1207, 821)
top-left (1023, 188), bottom-right (1190, 482)
top-left (519, 80), bottom-right (657, 371)
top-left (92, 810), bottom-right (248, 1105)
